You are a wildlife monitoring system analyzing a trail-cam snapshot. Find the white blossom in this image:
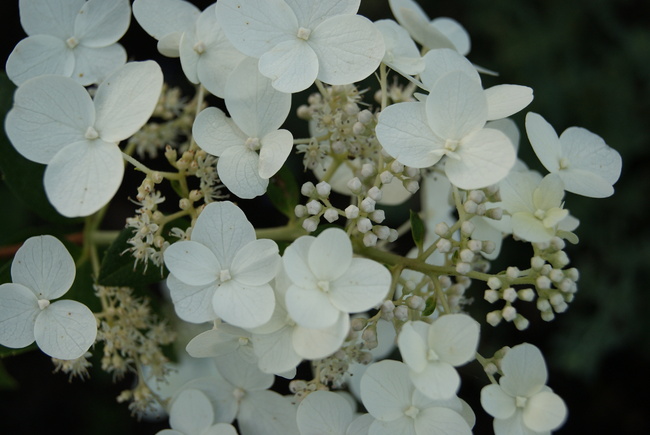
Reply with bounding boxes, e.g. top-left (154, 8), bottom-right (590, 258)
top-left (132, 0), bottom-right (200, 57)
top-left (158, 388), bottom-right (239, 435)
